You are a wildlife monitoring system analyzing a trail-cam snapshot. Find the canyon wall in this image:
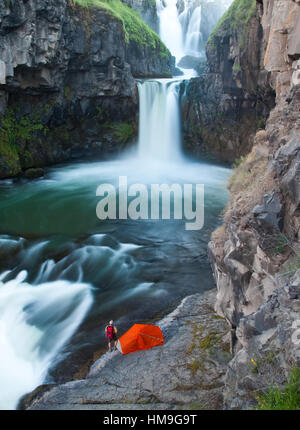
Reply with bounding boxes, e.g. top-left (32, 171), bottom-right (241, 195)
top-left (181, 0), bottom-right (276, 162)
top-left (0, 0), bottom-right (173, 179)
top-left (207, 0), bottom-right (300, 408)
